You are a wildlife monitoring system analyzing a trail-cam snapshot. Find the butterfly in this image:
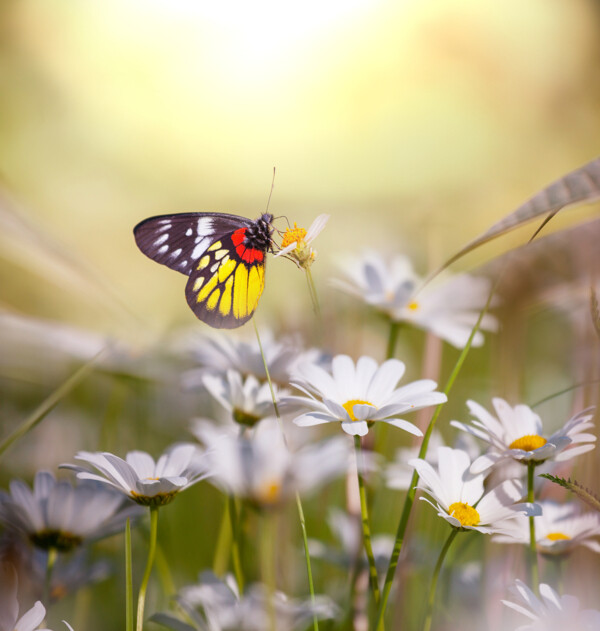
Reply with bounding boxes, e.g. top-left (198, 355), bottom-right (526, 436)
top-left (134, 212), bottom-right (275, 328)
